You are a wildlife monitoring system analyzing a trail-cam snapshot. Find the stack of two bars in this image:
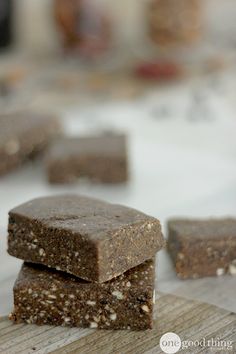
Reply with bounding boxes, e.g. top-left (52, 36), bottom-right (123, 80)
top-left (7, 195), bottom-right (164, 330)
